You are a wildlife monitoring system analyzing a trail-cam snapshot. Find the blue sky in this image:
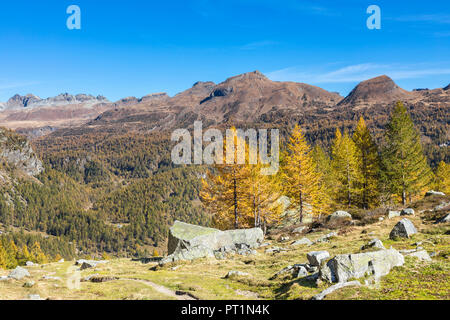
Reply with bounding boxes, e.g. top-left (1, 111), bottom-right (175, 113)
top-left (0, 0), bottom-right (449, 101)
